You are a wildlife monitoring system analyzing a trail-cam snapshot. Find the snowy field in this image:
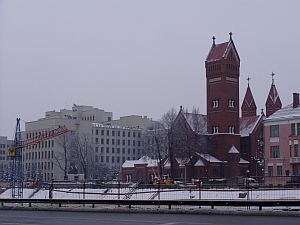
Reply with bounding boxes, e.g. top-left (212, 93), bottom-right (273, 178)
top-left (1, 187), bottom-right (300, 201)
